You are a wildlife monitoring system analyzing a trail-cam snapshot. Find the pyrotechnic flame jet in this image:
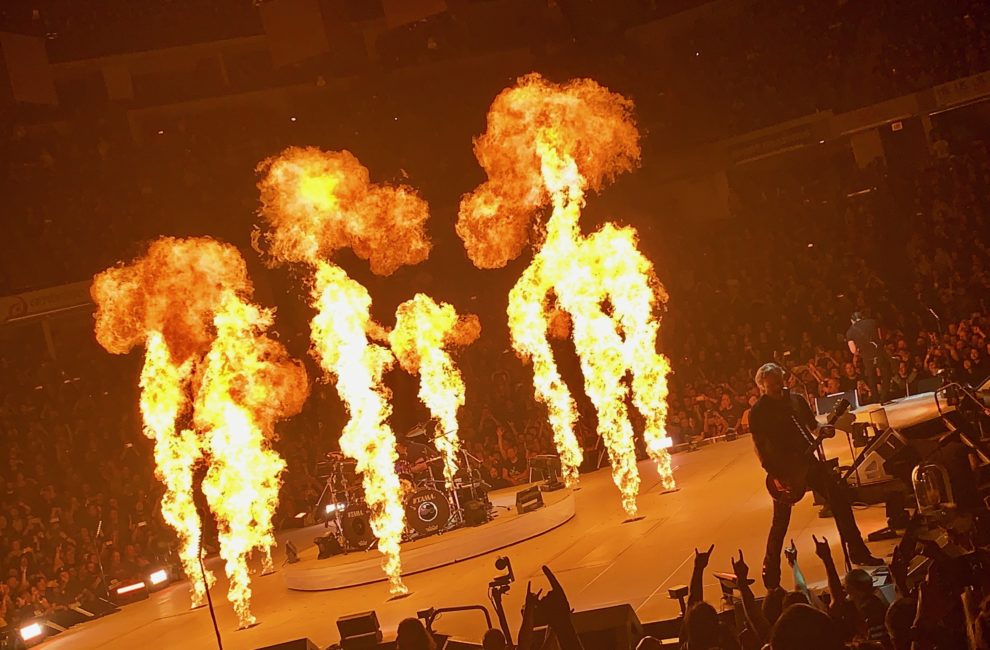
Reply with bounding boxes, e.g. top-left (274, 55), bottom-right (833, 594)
top-left (91, 237), bottom-right (307, 627)
top-left (195, 291), bottom-right (308, 627)
top-left (457, 74), bottom-right (675, 516)
top-left (256, 147), bottom-right (433, 595)
top-left (389, 295), bottom-right (481, 487)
